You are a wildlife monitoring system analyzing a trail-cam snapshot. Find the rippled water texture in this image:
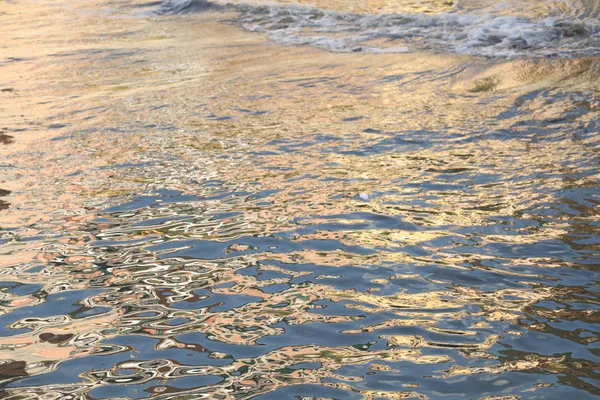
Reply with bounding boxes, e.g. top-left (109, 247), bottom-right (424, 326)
top-left (1, 0), bottom-right (599, 399)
